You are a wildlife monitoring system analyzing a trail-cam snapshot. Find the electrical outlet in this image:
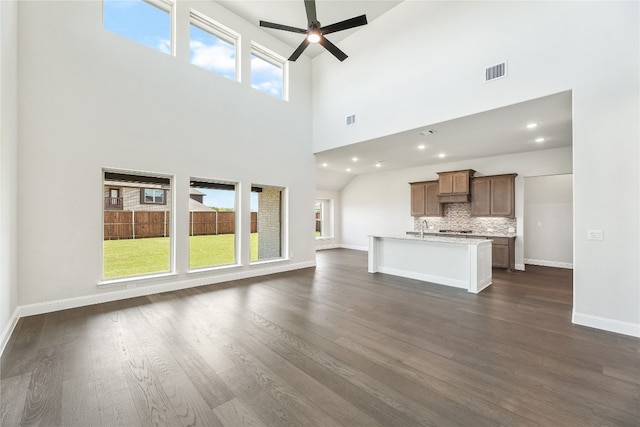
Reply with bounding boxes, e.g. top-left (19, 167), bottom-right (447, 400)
top-left (508, 227), bottom-right (515, 233)
top-left (587, 229), bottom-right (603, 241)
top-left (487, 228), bottom-right (494, 232)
